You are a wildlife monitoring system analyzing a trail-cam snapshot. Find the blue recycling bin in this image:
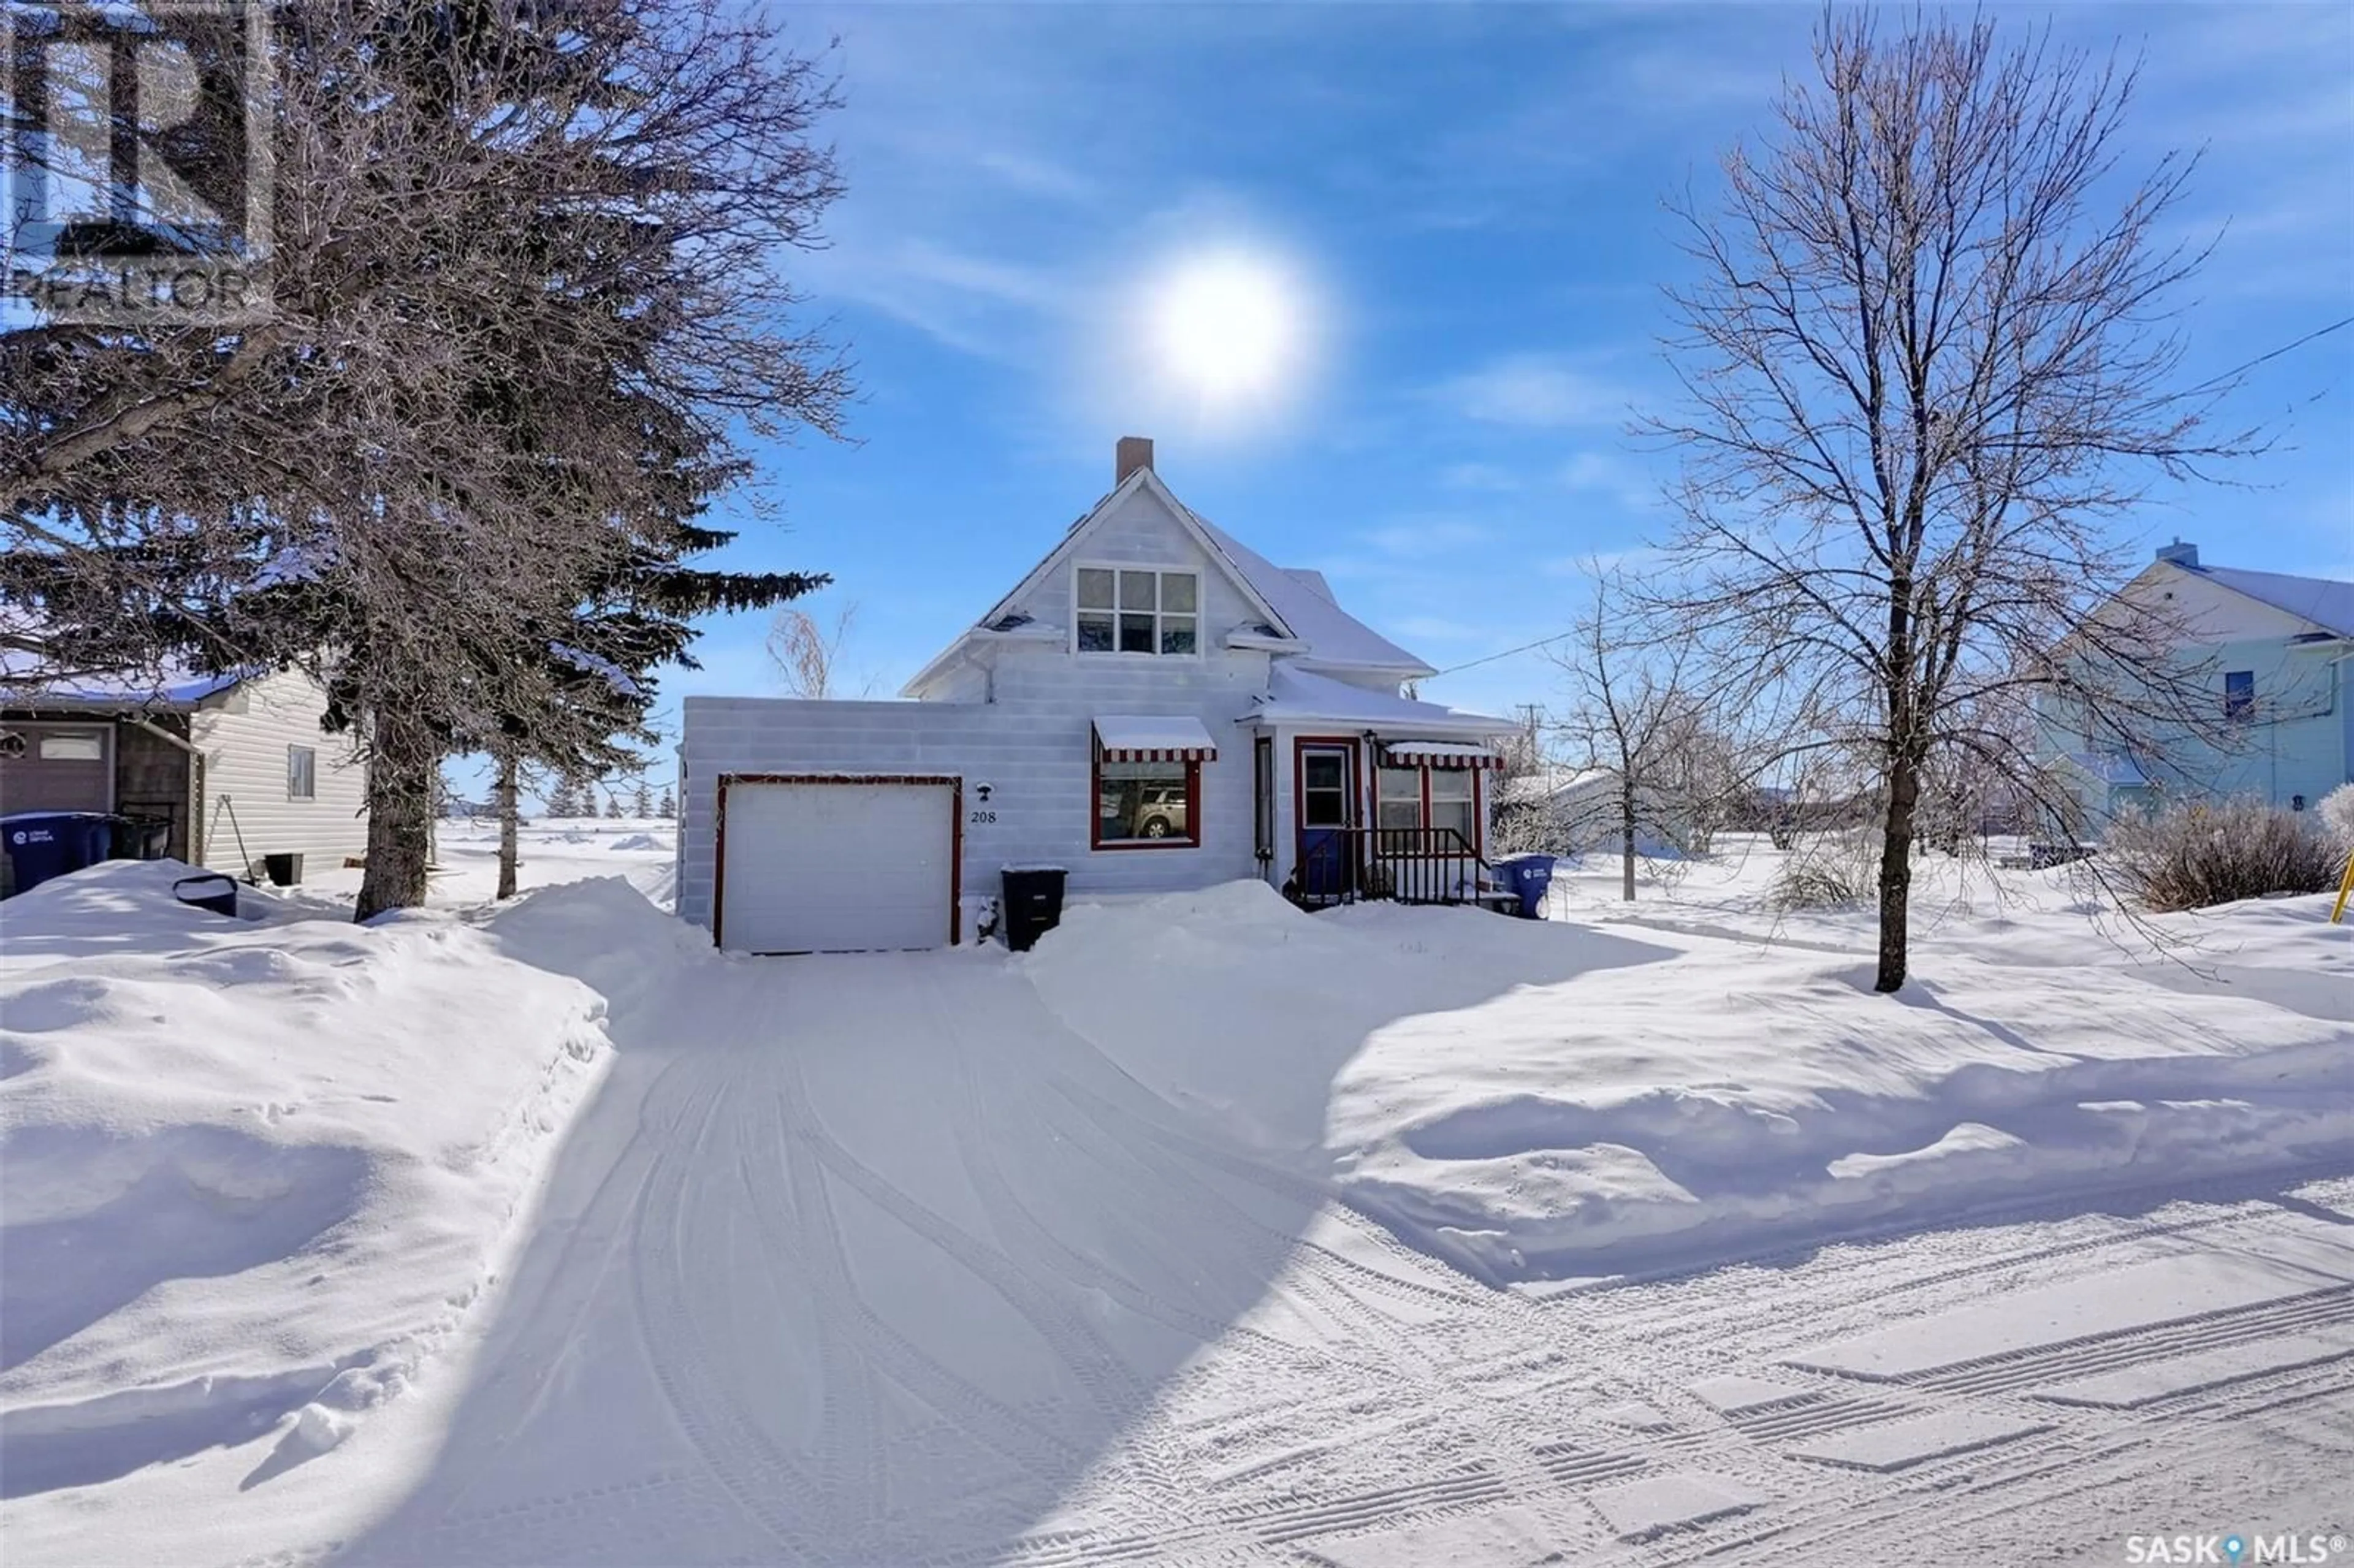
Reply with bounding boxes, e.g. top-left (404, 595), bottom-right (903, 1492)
top-left (2, 811), bottom-right (117, 897)
top-left (1491, 853), bottom-right (1558, 919)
